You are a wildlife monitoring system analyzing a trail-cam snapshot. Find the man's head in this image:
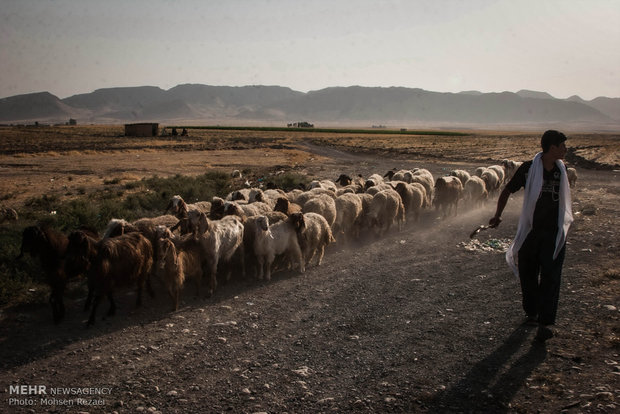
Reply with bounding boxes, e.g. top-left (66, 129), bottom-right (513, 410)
top-left (541, 130), bottom-right (567, 153)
